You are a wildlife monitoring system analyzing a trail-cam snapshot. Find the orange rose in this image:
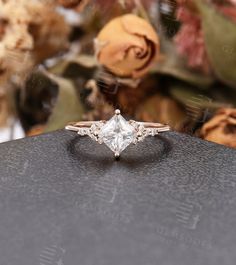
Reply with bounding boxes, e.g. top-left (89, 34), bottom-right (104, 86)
top-left (95, 14), bottom-right (160, 79)
top-left (200, 108), bottom-right (236, 148)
